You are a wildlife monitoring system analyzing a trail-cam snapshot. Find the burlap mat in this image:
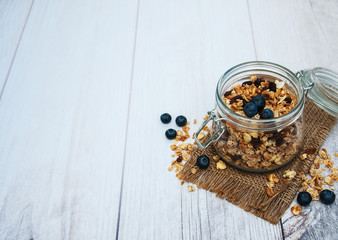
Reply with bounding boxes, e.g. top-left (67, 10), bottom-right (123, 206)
top-left (178, 100), bottom-right (336, 224)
